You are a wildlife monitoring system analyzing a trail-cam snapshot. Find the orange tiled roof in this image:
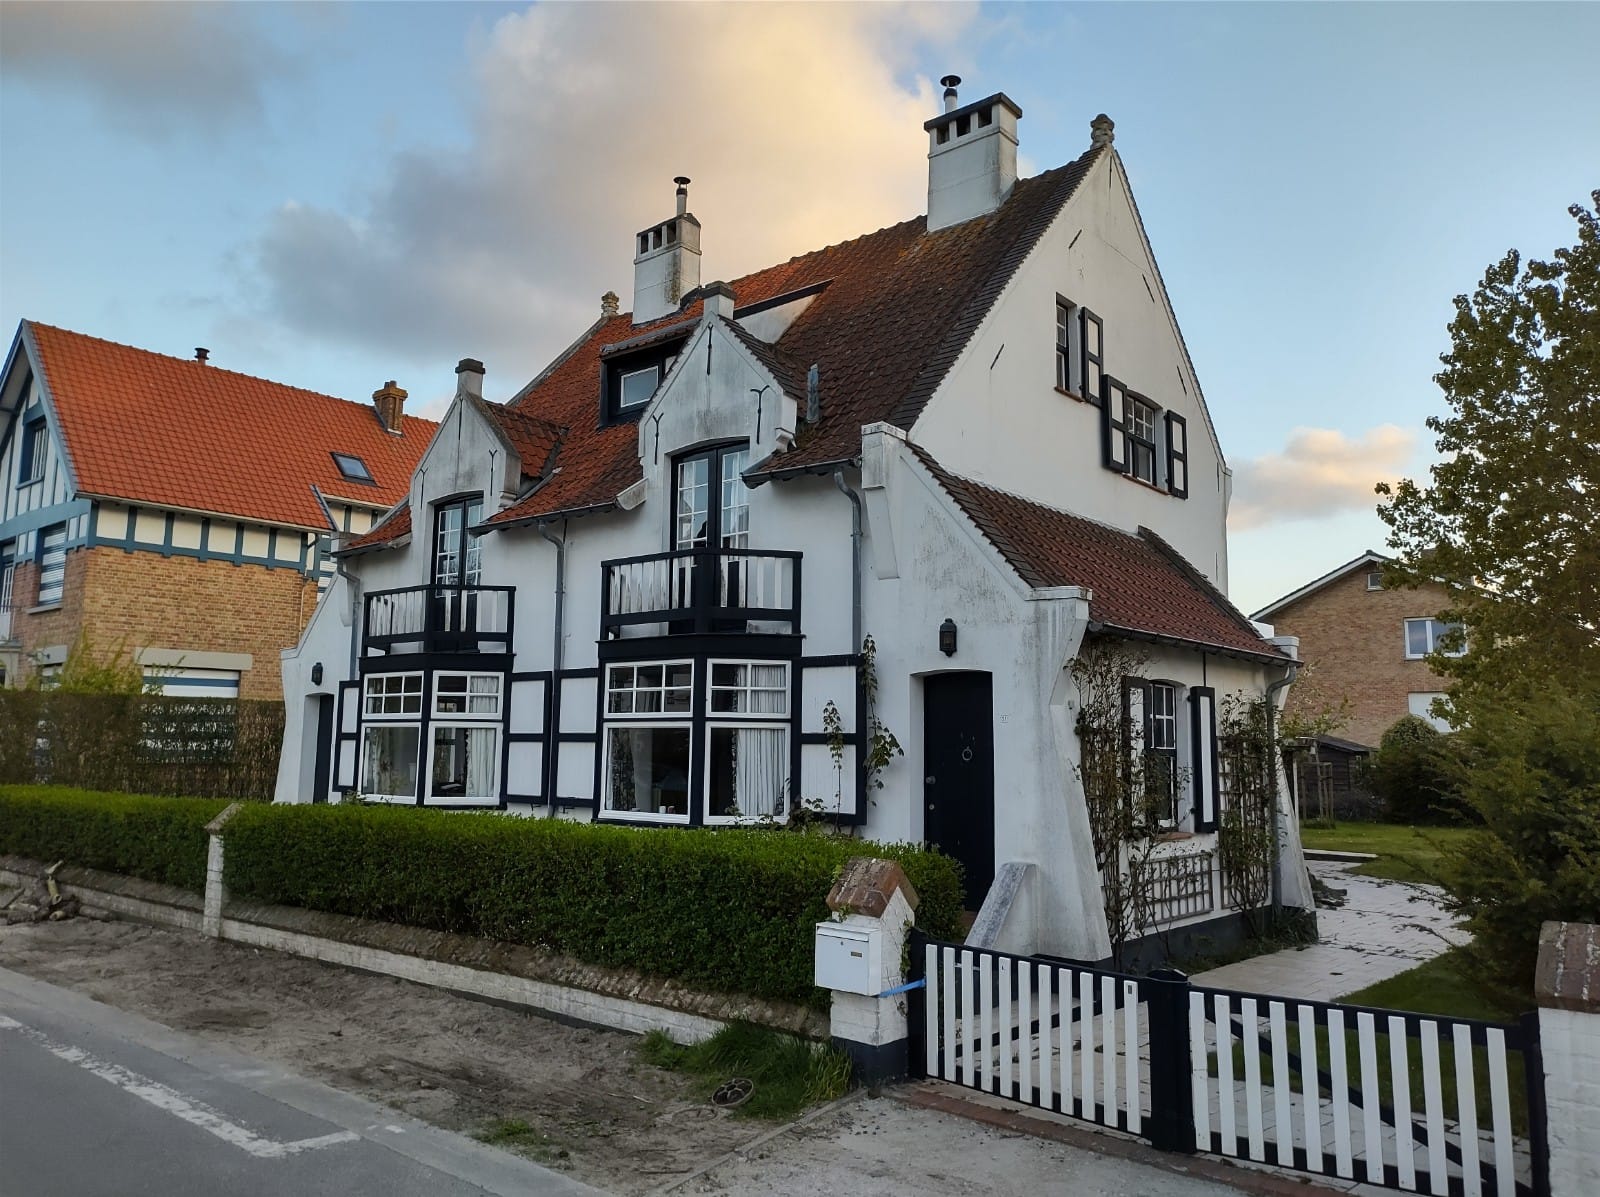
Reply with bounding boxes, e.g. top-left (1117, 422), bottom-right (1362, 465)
top-left (343, 502), bottom-right (412, 552)
top-left (489, 146), bottom-right (1105, 526)
top-left (915, 448), bottom-right (1288, 662)
top-left (24, 323), bottom-right (434, 530)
